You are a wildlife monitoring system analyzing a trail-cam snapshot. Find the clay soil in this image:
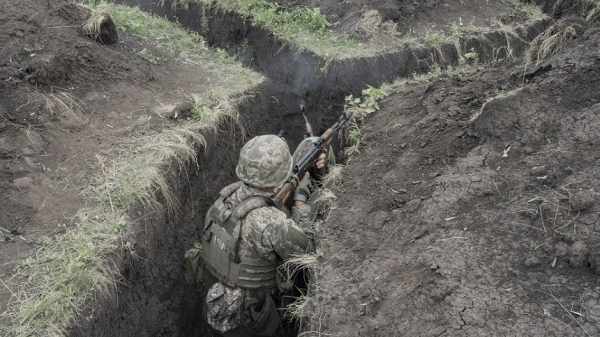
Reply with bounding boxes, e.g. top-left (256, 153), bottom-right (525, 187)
top-left (2, 0), bottom-right (600, 336)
